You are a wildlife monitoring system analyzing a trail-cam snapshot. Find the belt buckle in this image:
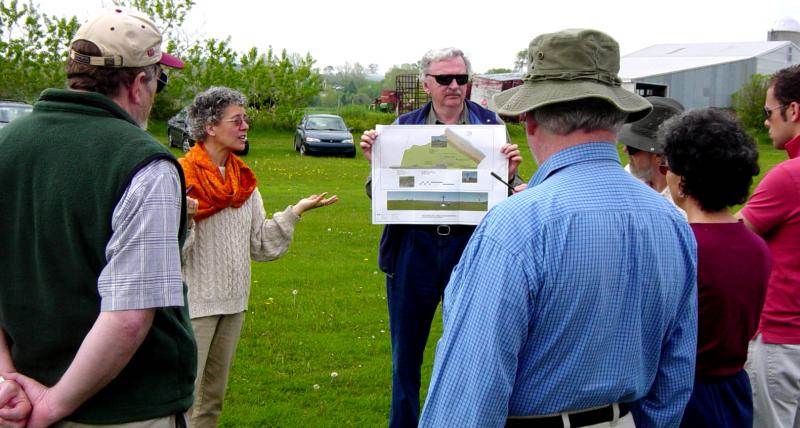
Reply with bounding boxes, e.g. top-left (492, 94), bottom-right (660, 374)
top-left (436, 225), bottom-right (451, 236)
